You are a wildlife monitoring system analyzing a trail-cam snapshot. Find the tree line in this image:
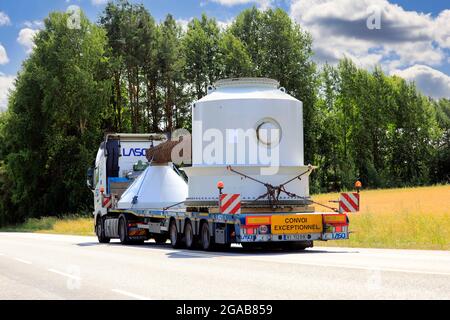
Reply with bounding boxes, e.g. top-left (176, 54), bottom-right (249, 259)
top-left (0, 0), bottom-right (448, 225)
